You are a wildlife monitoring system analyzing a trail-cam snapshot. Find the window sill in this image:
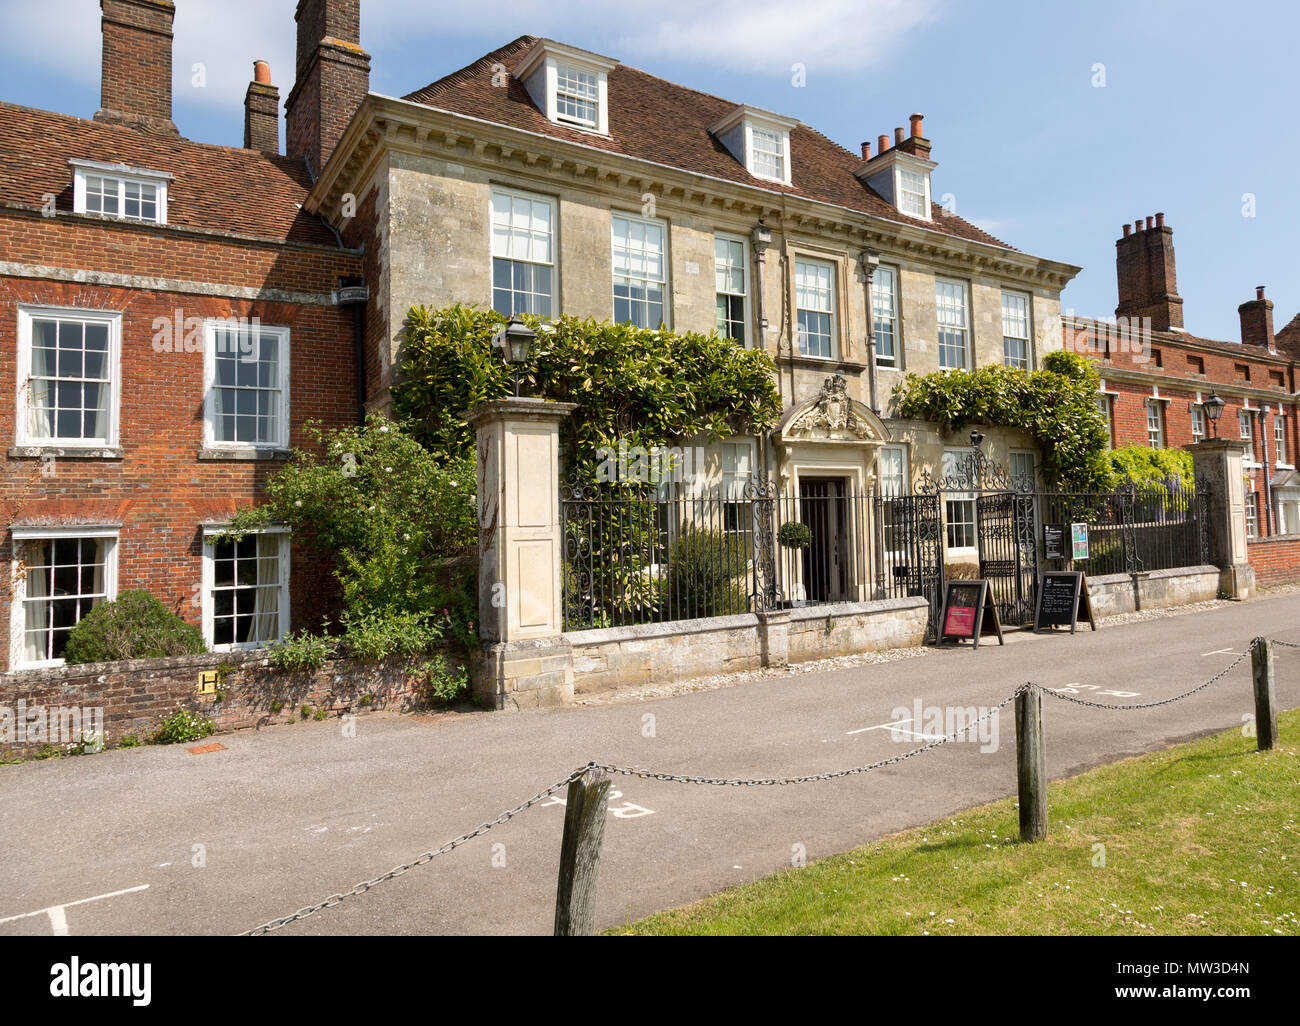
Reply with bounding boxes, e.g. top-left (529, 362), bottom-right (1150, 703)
top-left (781, 354), bottom-right (870, 373)
top-left (9, 445), bottom-right (123, 459)
top-left (197, 447), bottom-right (291, 462)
